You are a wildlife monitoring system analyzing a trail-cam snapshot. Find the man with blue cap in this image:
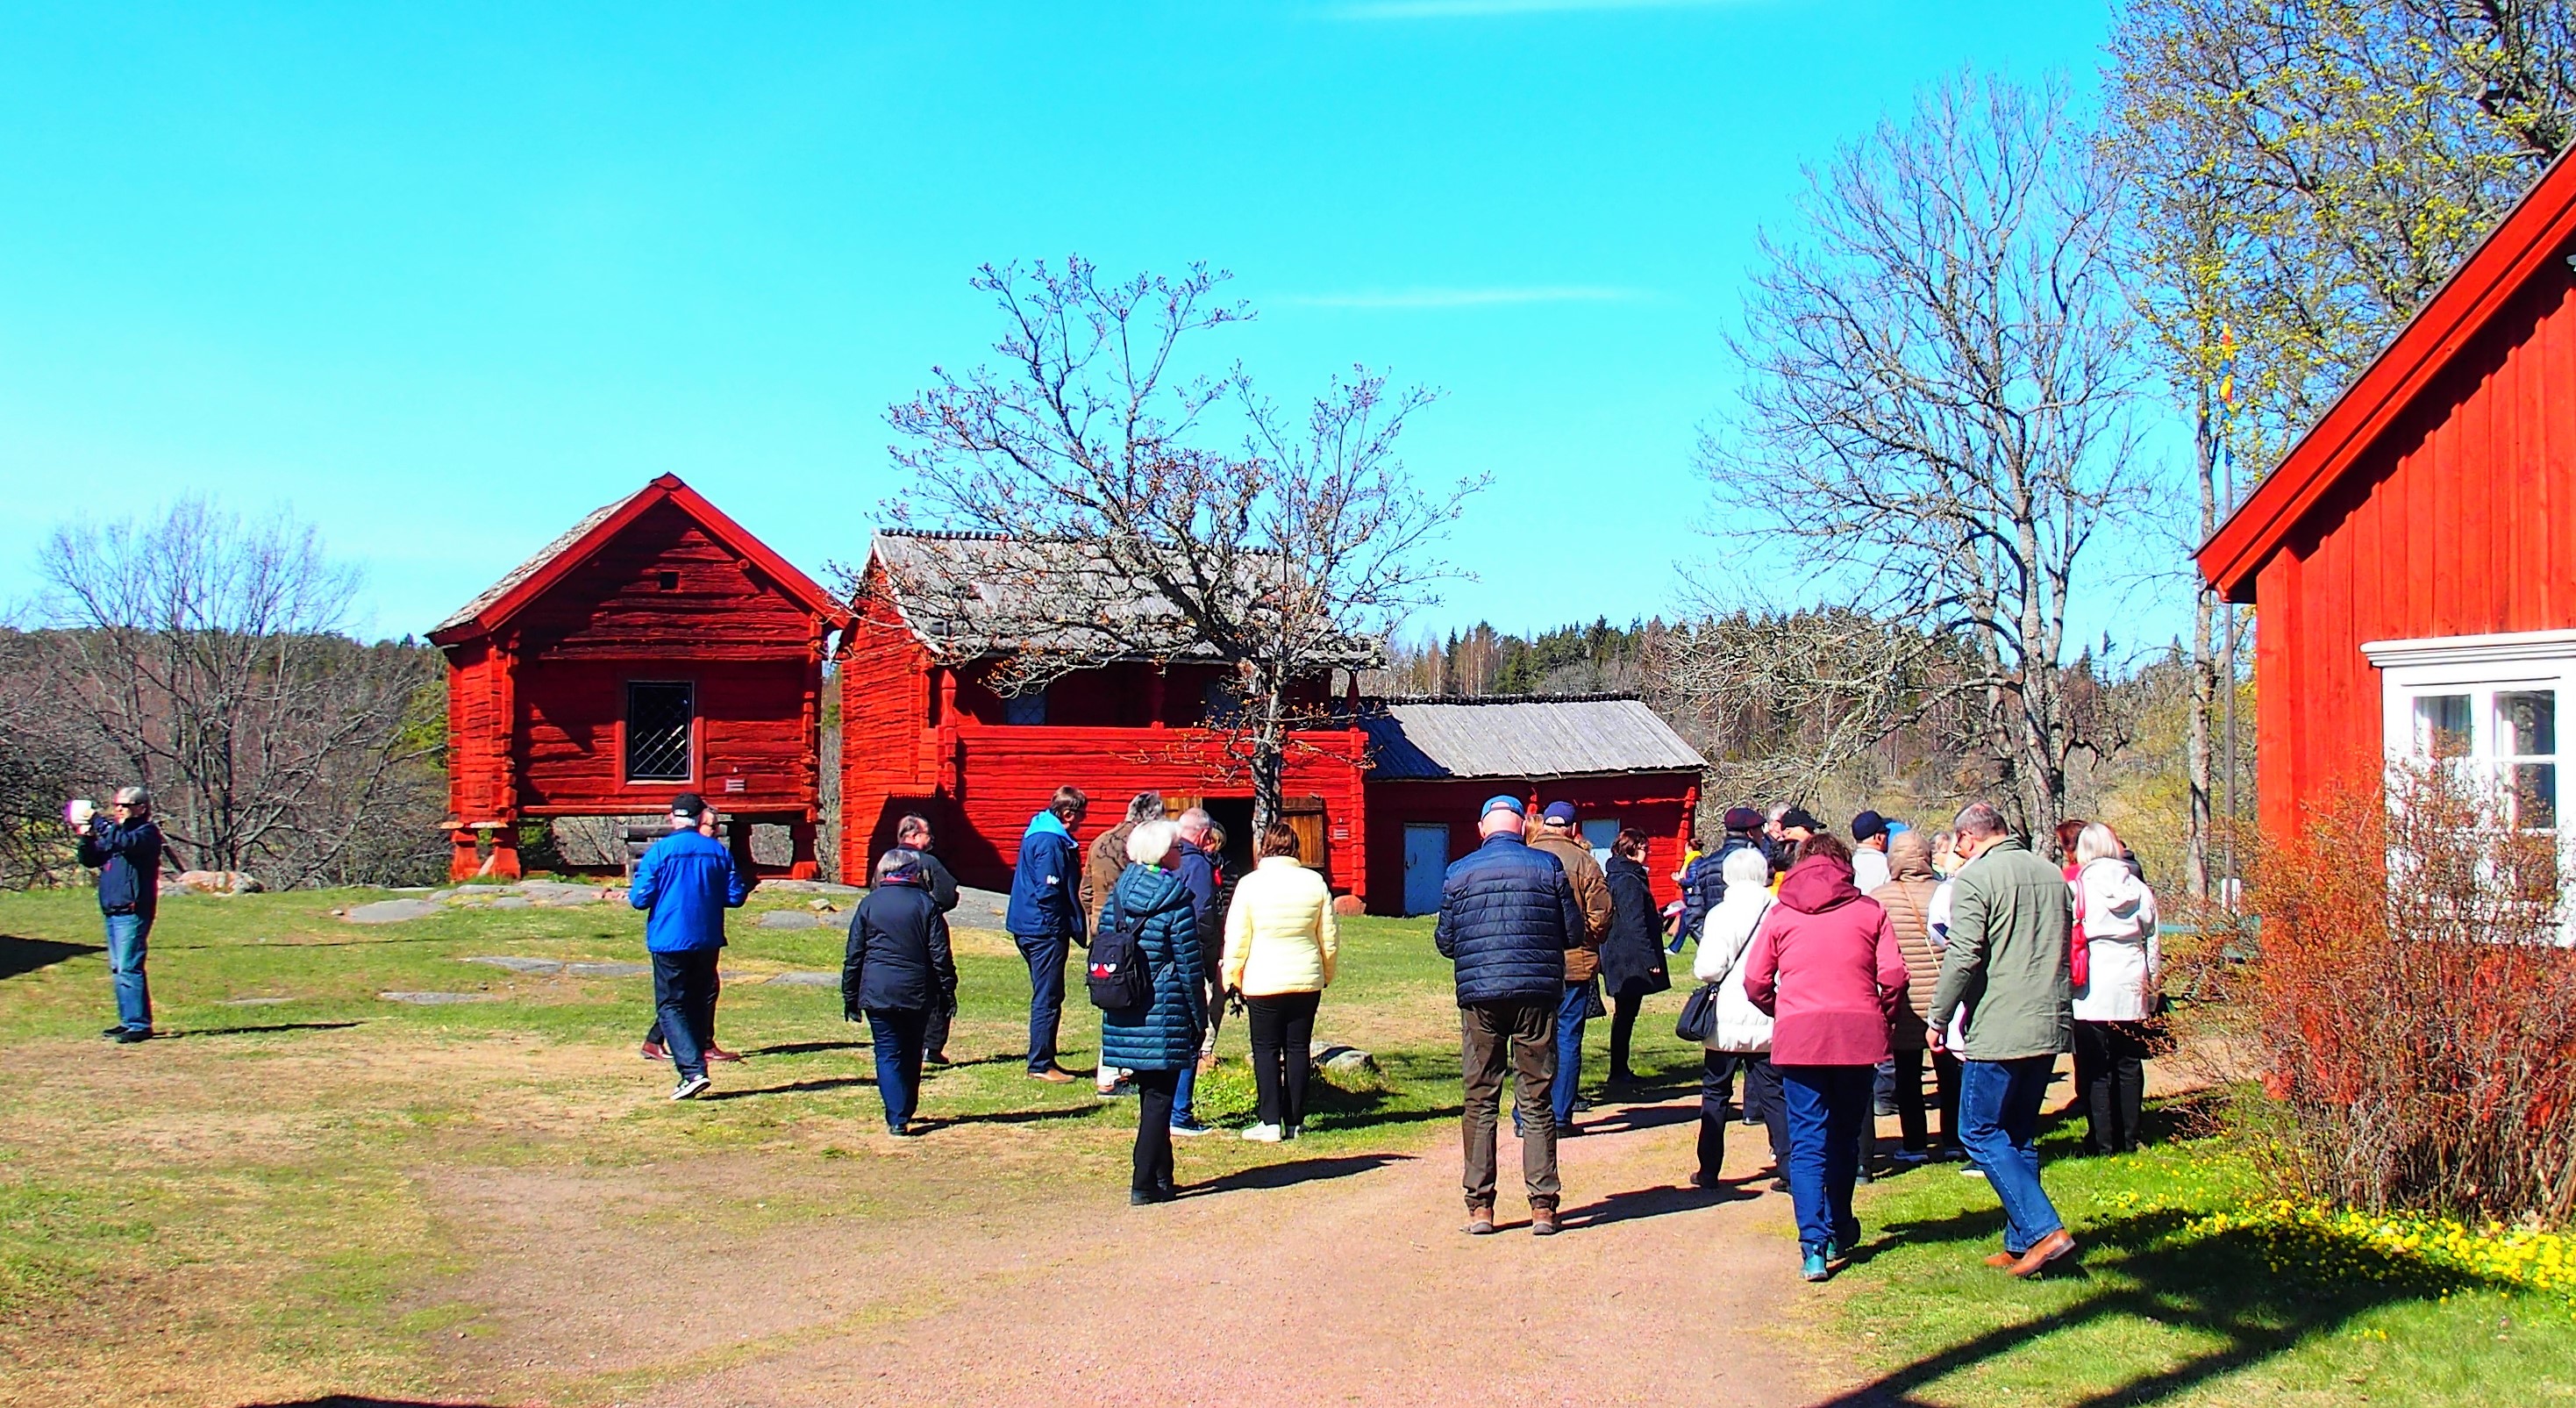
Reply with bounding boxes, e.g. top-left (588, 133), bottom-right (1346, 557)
top-left (1433, 793), bottom-right (1584, 1236)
